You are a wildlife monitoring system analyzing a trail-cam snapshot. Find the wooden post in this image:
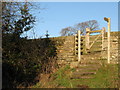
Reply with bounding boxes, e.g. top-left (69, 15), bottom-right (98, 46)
top-left (104, 17), bottom-right (111, 64)
top-left (107, 18), bottom-right (111, 64)
top-left (75, 34), bottom-right (77, 56)
top-left (85, 28), bottom-right (90, 50)
top-left (78, 30), bottom-right (81, 62)
top-left (102, 27), bottom-right (105, 50)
